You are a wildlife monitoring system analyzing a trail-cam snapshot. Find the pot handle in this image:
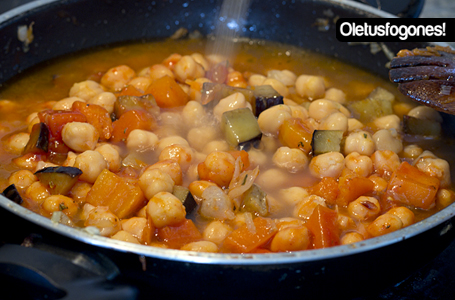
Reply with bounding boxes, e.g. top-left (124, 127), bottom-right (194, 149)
top-left (0, 244), bottom-right (138, 300)
top-left (352, 0), bottom-right (425, 18)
